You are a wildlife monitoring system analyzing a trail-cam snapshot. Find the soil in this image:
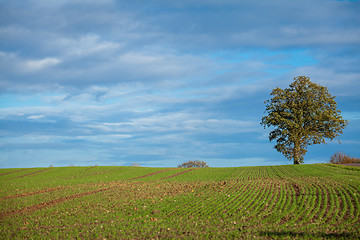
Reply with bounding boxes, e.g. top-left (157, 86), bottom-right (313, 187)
top-left (291, 182), bottom-right (301, 196)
